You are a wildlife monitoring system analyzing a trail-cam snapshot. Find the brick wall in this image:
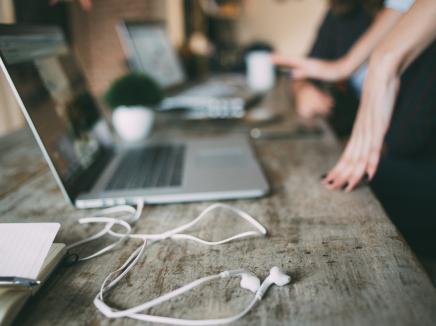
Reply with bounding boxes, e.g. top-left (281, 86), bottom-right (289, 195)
top-left (69, 0), bottom-right (166, 96)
